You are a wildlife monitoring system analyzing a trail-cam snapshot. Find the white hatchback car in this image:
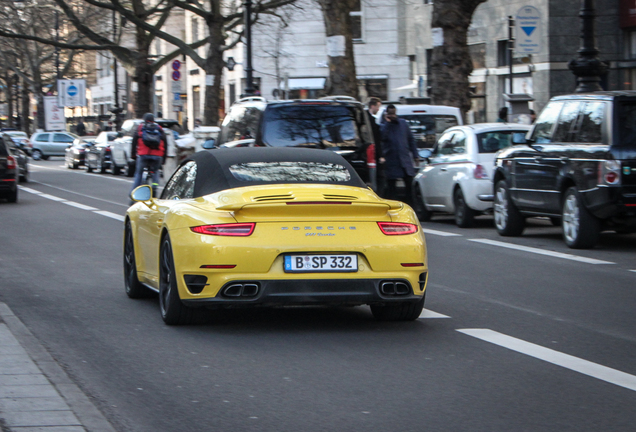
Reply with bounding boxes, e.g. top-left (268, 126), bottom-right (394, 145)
top-left (412, 123), bottom-right (531, 227)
